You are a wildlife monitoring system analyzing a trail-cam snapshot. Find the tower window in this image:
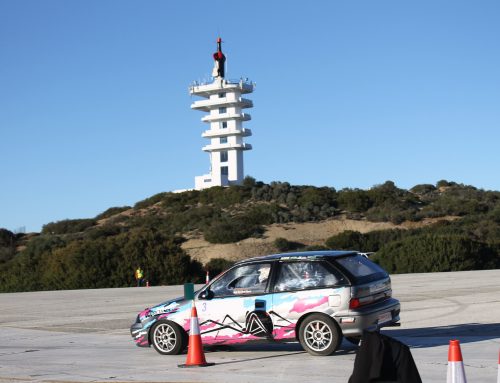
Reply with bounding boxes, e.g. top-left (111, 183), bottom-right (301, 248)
top-left (219, 107), bottom-right (227, 114)
top-left (218, 92), bottom-right (226, 98)
top-left (220, 137), bottom-right (228, 144)
top-left (220, 151), bottom-right (228, 162)
top-left (220, 121), bottom-right (228, 129)
top-left (221, 166), bottom-right (229, 176)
